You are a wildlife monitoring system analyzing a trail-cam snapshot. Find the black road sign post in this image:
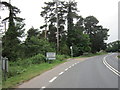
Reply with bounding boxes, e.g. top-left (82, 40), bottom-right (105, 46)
top-left (2, 57), bottom-right (8, 81)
